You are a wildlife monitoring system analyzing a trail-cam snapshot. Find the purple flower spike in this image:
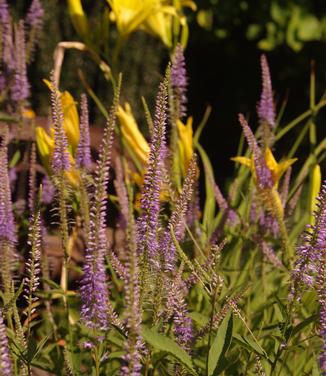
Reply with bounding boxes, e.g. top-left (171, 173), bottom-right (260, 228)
top-left (80, 87), bottom-right (120, 330)
top-left (41, 175), bottom-right (55, 204)
top-left (26, 0), bottom-right (44, 31)
top-left (0, 127), bottom-right (17, 244)
top-left (238, 114), bottom-right (273, 189)
top-left (162, 155), bottom-right (197, 270)
top-left (11, 21), bottom-right (30, 102)
top-left (257, 55), bottom-right (275, 128)
top-left (290, 181), bottom-right (326, 369)
top-left (166, 268), bottom-right (193, 351)
top-left (0, 309), bottom-right (12, 375)
top-left (0, 0), bottom-right (14, 70)
top-left (137, 81), bottom-right (167, 264)
top-left (50, 76), bottom-right (71, 174)
top-left (171, 44), bottom-right (187, 119)
top-left (76, 94), bottom-right (92, 169)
